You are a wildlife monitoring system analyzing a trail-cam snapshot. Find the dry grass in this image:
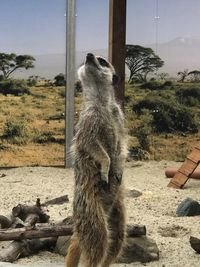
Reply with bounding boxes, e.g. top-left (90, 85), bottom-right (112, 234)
top-left (0, 86), bottom-right (66, 166)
